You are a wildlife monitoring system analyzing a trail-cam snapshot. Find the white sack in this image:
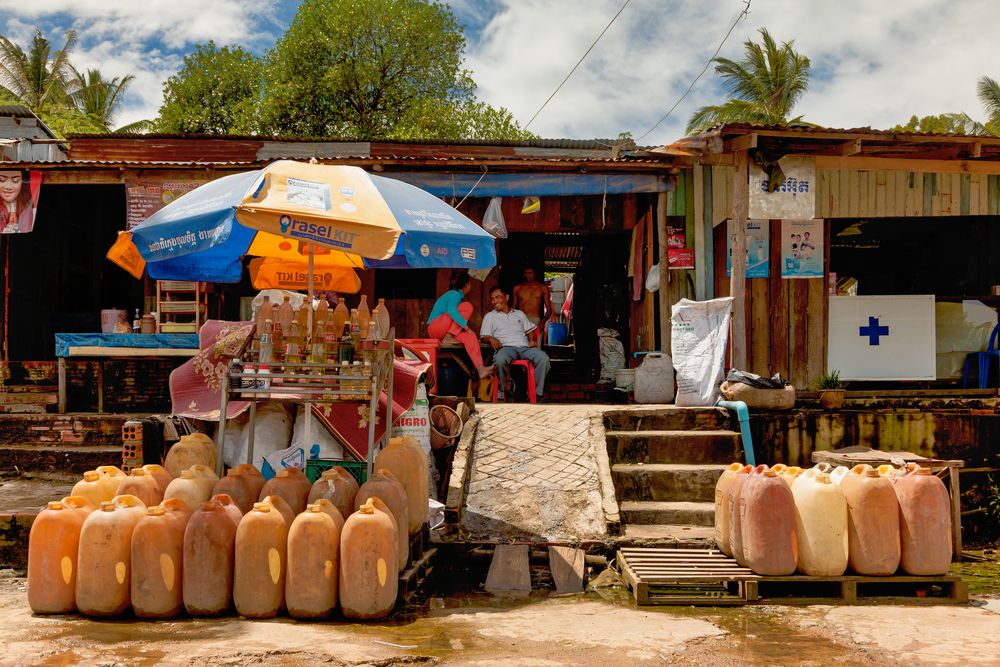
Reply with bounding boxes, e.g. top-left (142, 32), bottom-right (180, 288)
top-left (671, 297), bottom-right (733, 407)
top-left (290, 405), bottom-right (346, 460)
top-left (598, 328), bottom-right (626, 383)
top-left (231, 401), bottom-right (294, 470)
